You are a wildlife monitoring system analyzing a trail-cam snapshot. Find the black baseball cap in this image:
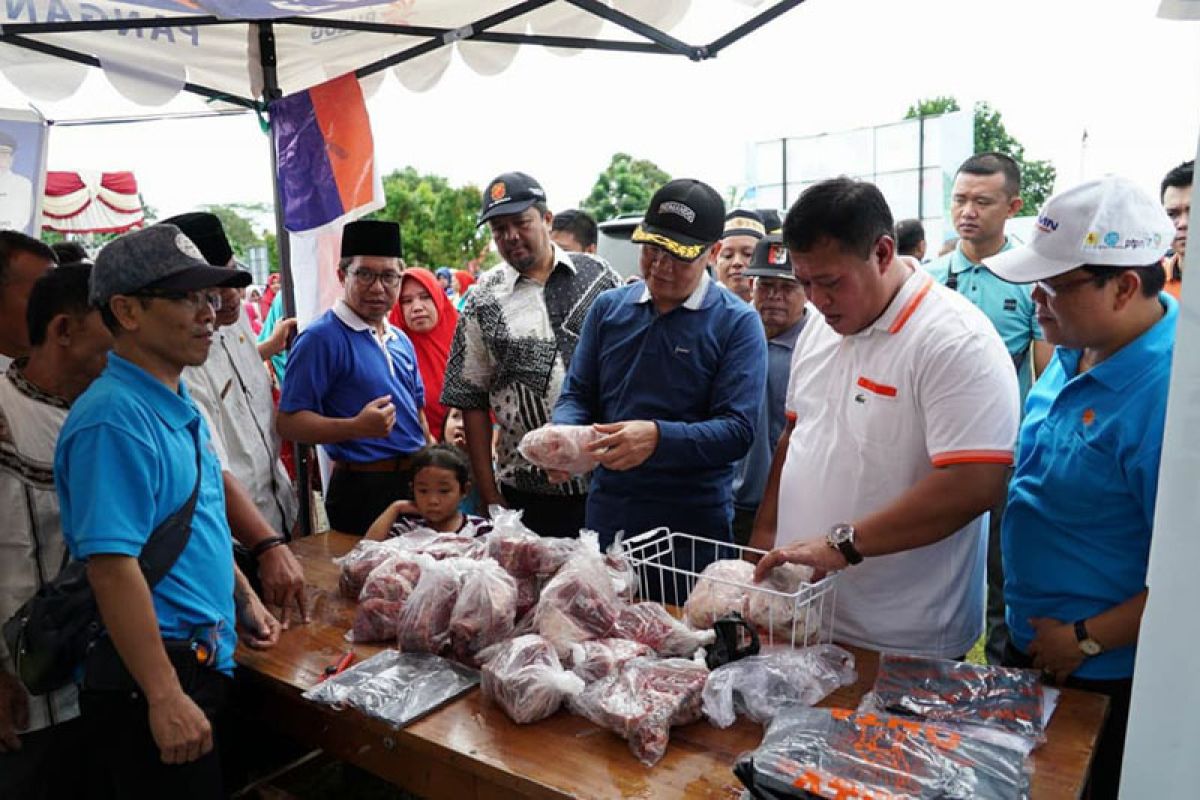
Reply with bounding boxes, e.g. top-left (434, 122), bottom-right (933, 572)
top-left (631, 179), bottom-right (725, 261)
top-left (743, 234), bottom-right (795, 281)
top-left (478, 171), bottom-right (547, 225)
top-left (91, 224), bottom-right (251, 306)
top-left (163, 212), bottom-right (235, 267)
